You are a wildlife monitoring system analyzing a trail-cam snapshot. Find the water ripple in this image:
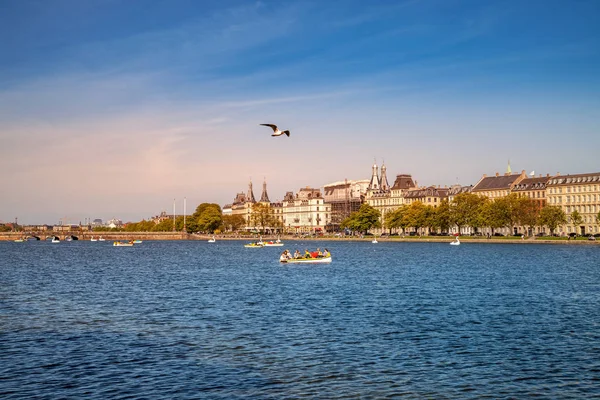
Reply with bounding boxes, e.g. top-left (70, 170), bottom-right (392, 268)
top-left (1, 241), bottom-right (599, 399)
